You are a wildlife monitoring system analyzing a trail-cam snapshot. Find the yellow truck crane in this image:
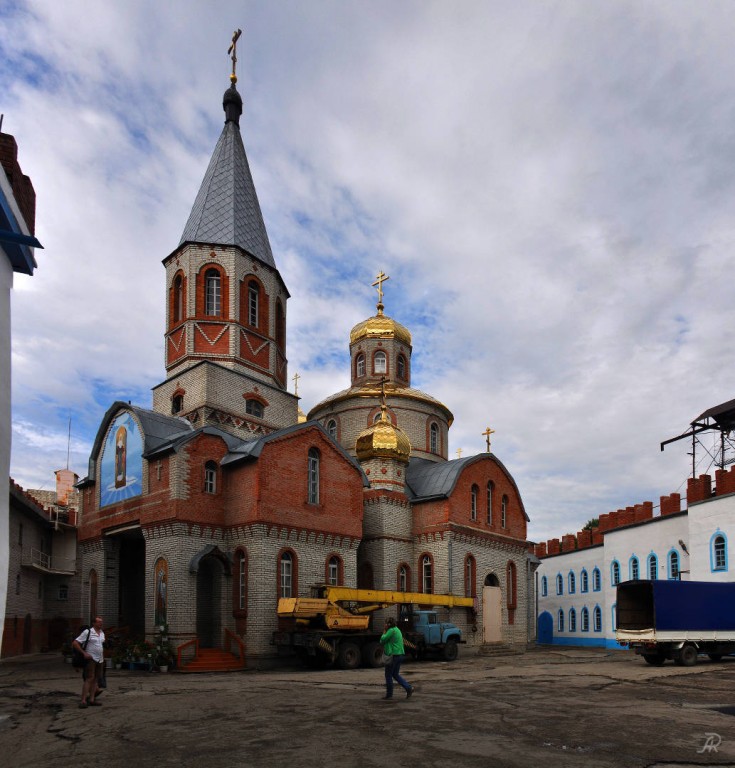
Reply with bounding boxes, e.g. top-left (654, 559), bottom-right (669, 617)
top-left (273, 585), bottom-right (476, 669)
